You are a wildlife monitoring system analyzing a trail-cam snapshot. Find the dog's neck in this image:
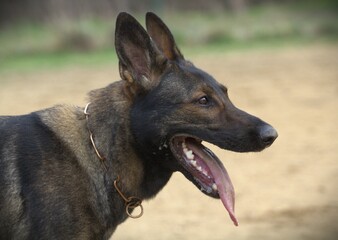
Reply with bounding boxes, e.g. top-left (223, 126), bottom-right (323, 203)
top-left (87, 81), bottom-right (173, 200)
